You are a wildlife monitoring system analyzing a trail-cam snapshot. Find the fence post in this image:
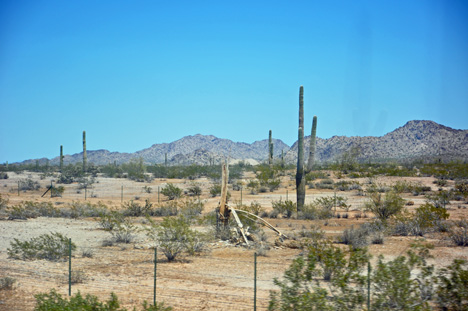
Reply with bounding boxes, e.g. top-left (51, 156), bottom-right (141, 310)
top-left (85, 185), bottom-right (87, 200)
top-left (69, 238), bottom-right (72, 296)
top-left (154, 248), bottom-right (157, 306)
top-left (18, 181), bottom-right (20, 196)
top-left (367, 261), bottom-right (371, 310)
top-left (158, 187), bottom-right (160, 203)
top-left (240, 186), bottom-right (243, 205)
top-left (286, 190), bottom-right (288, 201)
top-left (121, 185), bottom-right (123, 203)
top-left (254, 252), bottom-right (257, 311)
